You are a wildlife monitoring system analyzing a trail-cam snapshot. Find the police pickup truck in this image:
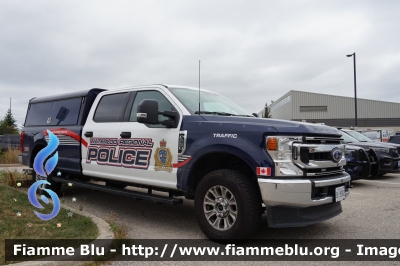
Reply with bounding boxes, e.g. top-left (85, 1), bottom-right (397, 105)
top-left (19, 85), bottom-right (351, 240)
